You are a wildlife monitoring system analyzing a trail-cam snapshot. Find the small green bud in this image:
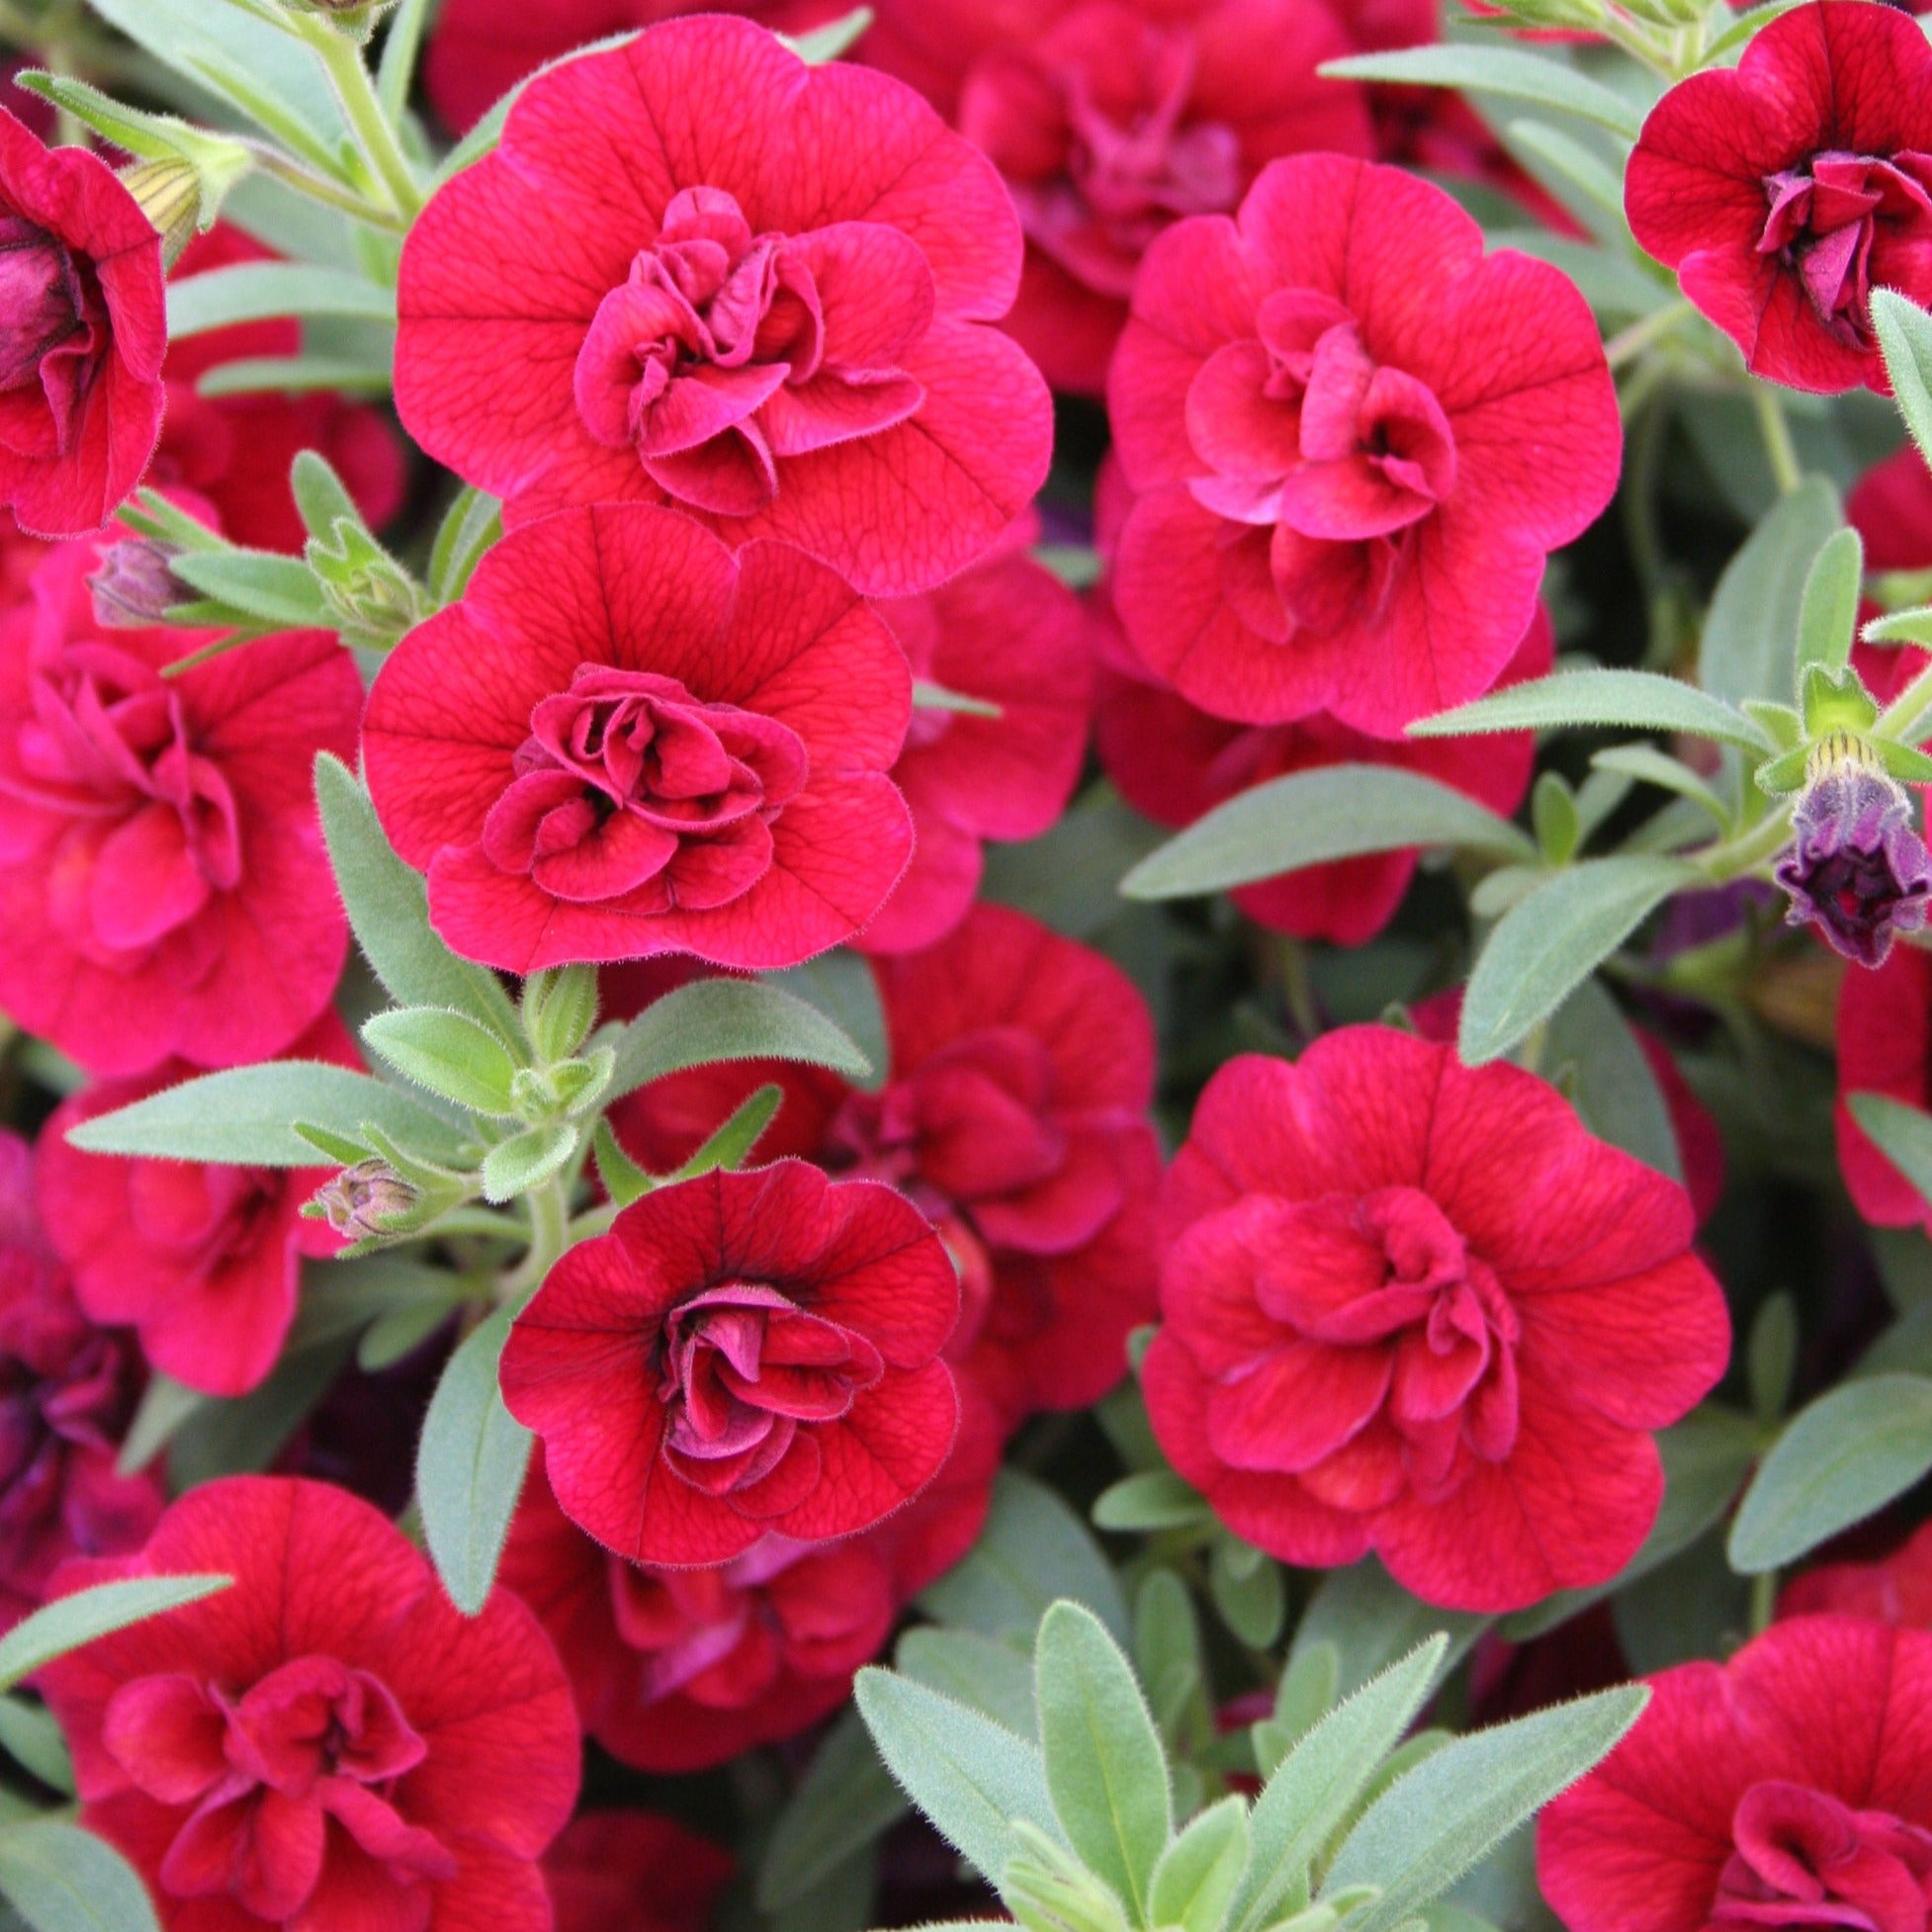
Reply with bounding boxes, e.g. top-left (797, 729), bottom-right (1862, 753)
top-left (522, 964), bottom-right (599, 1064)
top-left (307, 522), bottom-right (431, 654)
